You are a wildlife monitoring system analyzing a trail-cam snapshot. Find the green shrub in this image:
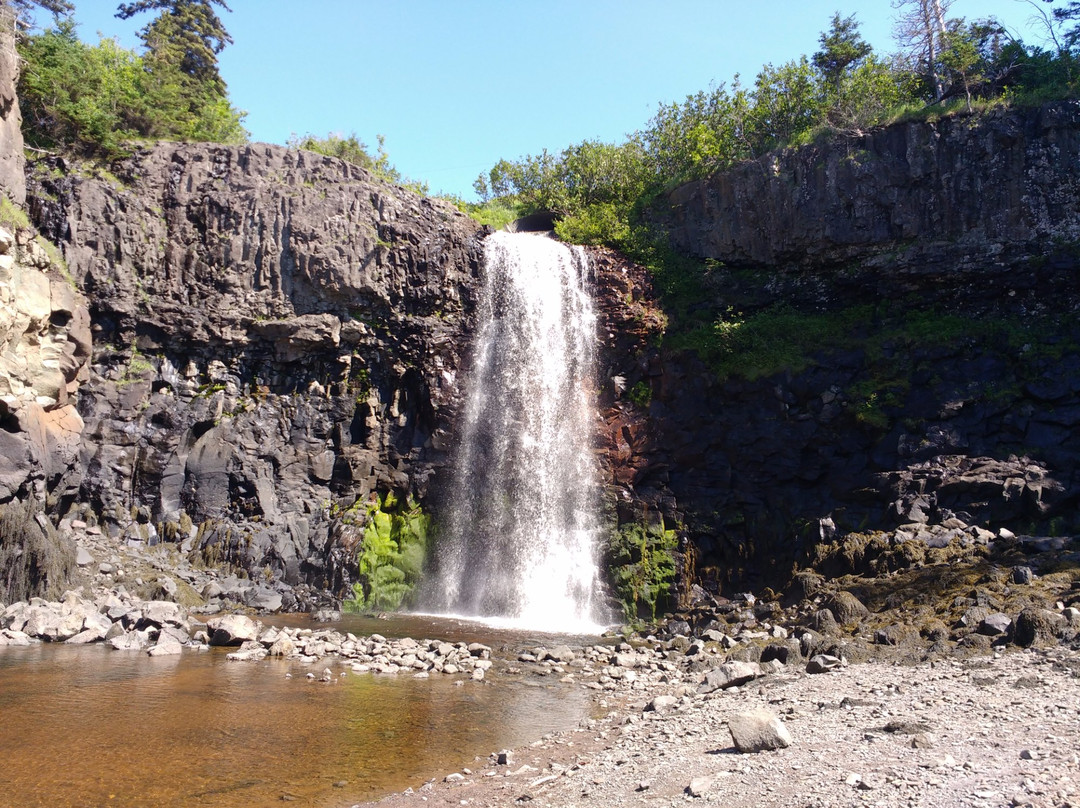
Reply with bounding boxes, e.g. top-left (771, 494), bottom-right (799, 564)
top-left (342, 492), bottom-right (430, 613)
top-left (17, 20), bottom-right (246, 159)
top-left (627, 380), bottom-right (652, 408)
top-left (606, 521), bottom-right (678, 622)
